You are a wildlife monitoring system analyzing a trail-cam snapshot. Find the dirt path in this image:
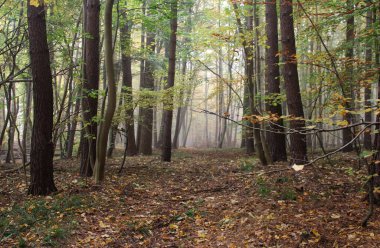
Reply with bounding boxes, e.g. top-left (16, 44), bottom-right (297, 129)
top-left (1, 149), bottom-right (380, 247)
